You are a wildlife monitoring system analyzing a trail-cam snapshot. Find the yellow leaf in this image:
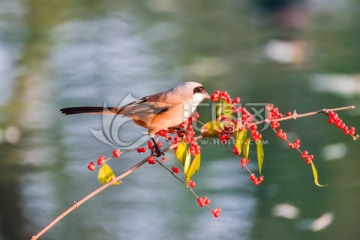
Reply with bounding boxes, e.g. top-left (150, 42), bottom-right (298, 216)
top-left (311, 162), bottom-right (327, 187)
top-left (235, 129), bottom-right (247, 154)
top-left (186, 154), bottom-right (201, 182)
top-left (98, 164), bottom-right (120, 185)
top-left (216, 100), bottom-right (233, 119)
top-left (256, 140), bottom-right (264, 174)
top-left (174, 141), bottom-right (187, 165)
top-left (243, 137), bottom-right (250, 159)
top-left (201, 120), bottom-right (223, 138)
top-left (183, 150), bottom-right (191, 174)
top-left (224, 102), bottom-right (233, 118)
